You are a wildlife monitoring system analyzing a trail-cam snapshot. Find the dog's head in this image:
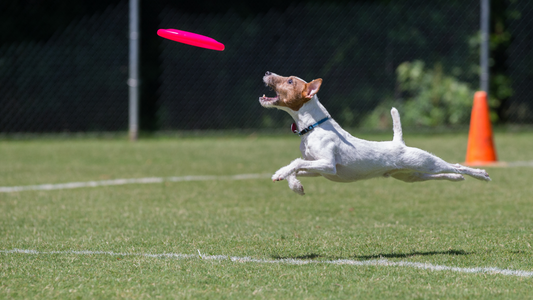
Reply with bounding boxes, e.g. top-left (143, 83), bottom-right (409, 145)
top-left (259, 71), bottom-right (322, 111)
